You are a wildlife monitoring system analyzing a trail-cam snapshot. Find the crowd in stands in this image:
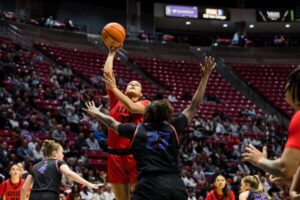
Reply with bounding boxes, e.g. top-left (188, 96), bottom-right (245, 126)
top-left (0, 35), bottom-right (290, 199)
